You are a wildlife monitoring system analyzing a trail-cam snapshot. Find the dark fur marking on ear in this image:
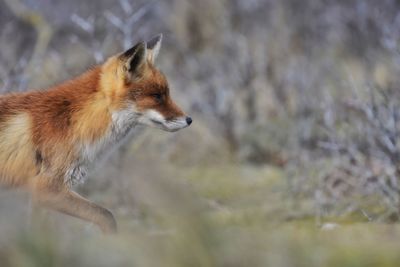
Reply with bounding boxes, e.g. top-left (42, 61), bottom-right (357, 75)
top-left (120, 42), bottom-right (146, 74)
top-left (121, 42), bottom-right (142, 59)
top-left (129, 44), bottom-right (146, 72)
